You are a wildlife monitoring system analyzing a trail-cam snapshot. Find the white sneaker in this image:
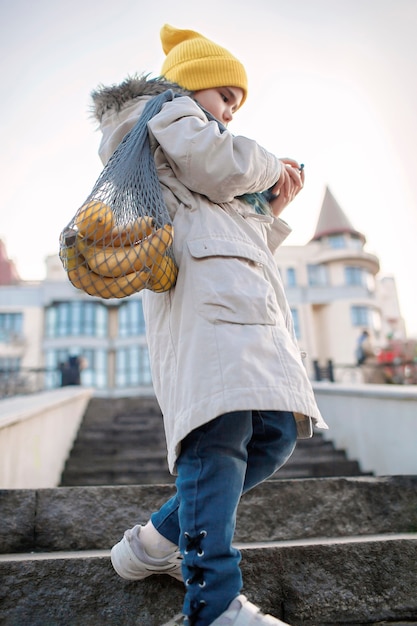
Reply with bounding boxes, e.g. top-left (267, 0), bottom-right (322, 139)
top-left (210, 595), bottom-right (291, 625)
top-left (110, 524), bottom-right (183, 581)
top-left (160, 614), bottom-right (184, 626)
top-left (161, 595), bottom-right (291, 626)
